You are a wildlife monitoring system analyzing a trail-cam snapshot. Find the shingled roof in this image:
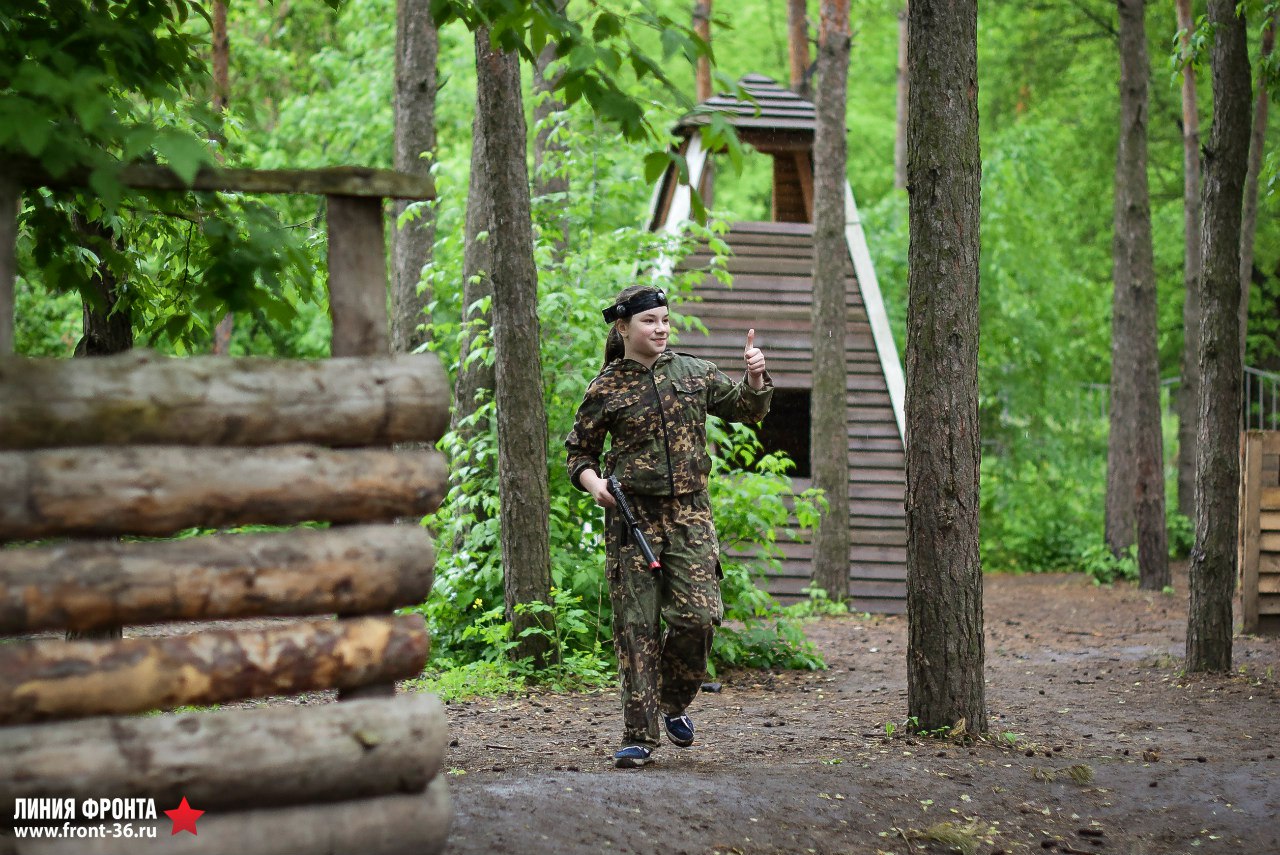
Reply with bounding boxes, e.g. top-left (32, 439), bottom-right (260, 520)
top-left (674, 73), bottom-right (816, 134)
